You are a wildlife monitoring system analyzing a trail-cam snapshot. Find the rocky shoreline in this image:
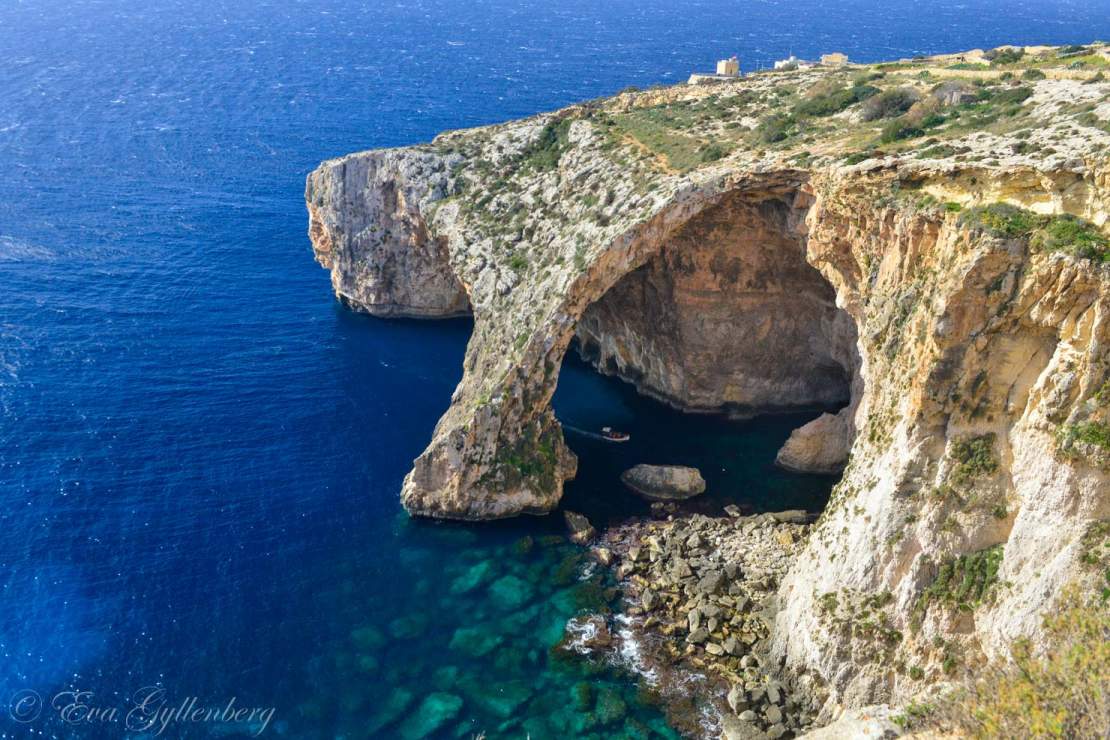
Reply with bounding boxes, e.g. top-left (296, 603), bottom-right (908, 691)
top-left (561, 509), bottom-right (821, 739)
